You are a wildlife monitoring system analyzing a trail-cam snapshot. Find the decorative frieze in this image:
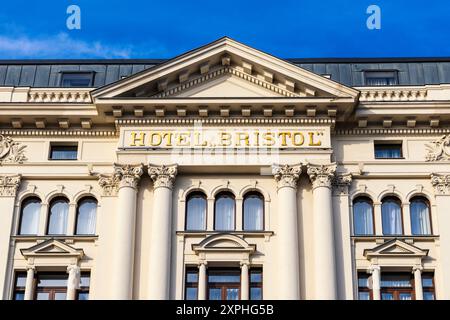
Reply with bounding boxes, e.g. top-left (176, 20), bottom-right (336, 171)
top-left (148, 164), bottom-right (178, 189)
top-left (0, 135), bottom-right (27, 164)
top-left (27, 89), bottom-right (92, 103)
top-left (431, 173), bottom-right (450, 195)
top-left (272, 164), bottom-right (302, 189)
top-left (426, 135), bottom-right (450, 161)
top-left (332, 174), bottom-right (352, 196)
top-left (0, 175), bottom-right (21, 197)
top-left (307, 163), bottom-right (337, 189)
top-left (359, 88), bottom-right (427, 102)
